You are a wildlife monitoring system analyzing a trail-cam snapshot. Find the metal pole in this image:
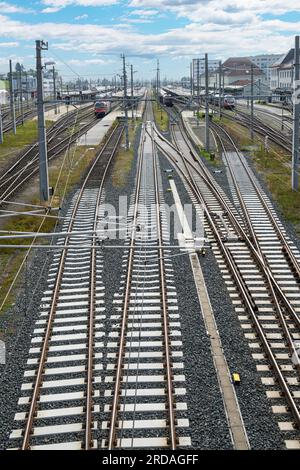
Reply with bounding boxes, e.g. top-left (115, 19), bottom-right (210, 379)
top-left (292, 35), bottom-right (300, 191)
top-left (53, 66), bottom-right (57, 115)
top-left (0, 104), bottom-right (3, 144)
top-left (131, 64), bottom-right (134, 119)
top-left (9, 60), bottom-right (16, 135)
top-left (19, 68), bottom-right (24, 125)
top-left (197, 59), bottom-right (200, 124)
top-left (205, 53), bottom-right (210, 152)
top-left (219, 61), bottom-right (222, 119)
top-left (190, 62), bottom-right (193, 98)
top-left (36, 40), bottom-right (49, 203)
top-left (250, 63), bottom-right (254, 141)
top-left (25, 71), bottom-right (29, 109)
top-left (222, 69), bottom-right (225, 106)
top-left (122, 54), bottom-right (129, 150)
top-left (156, 59), bottom-right (160, 96)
